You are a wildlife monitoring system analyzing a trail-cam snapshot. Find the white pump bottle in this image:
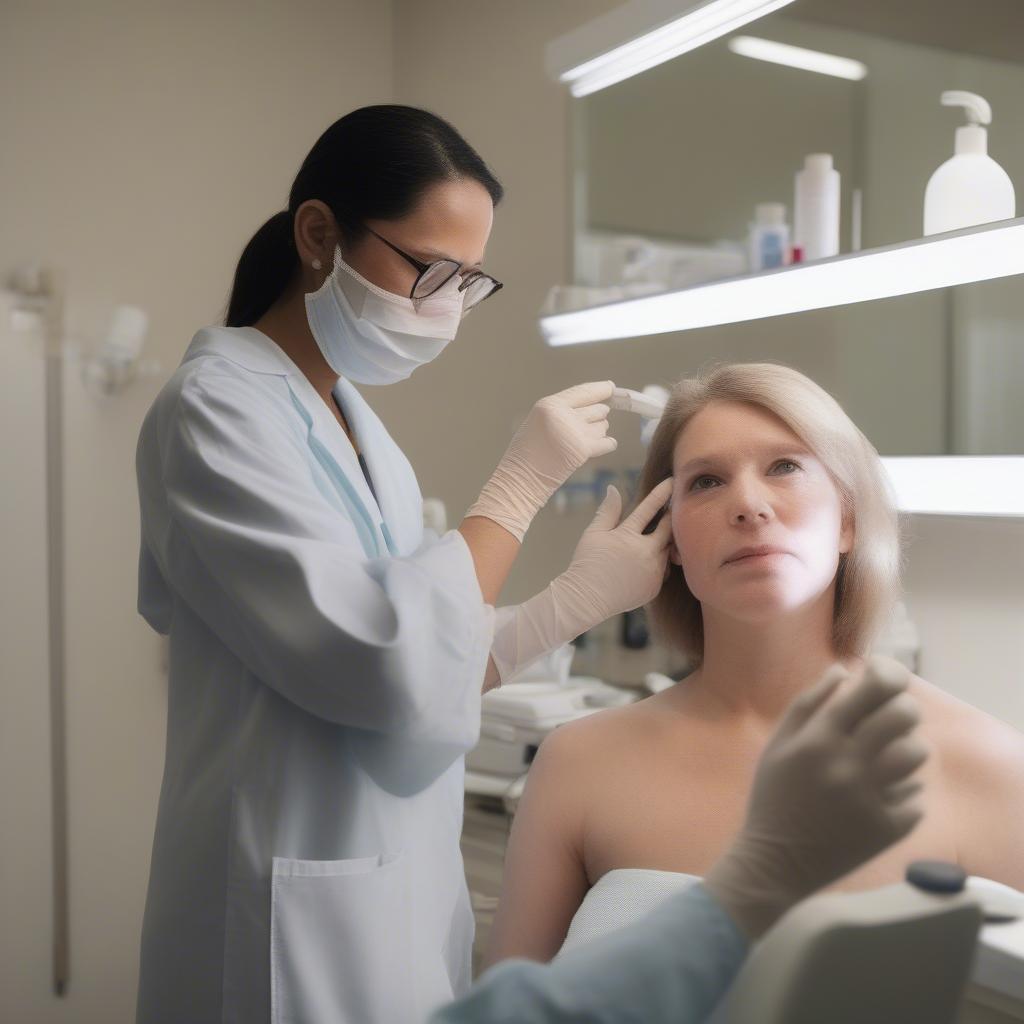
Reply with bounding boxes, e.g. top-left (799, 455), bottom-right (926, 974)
top-left (923, 91), bottom-right (1015, 235)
